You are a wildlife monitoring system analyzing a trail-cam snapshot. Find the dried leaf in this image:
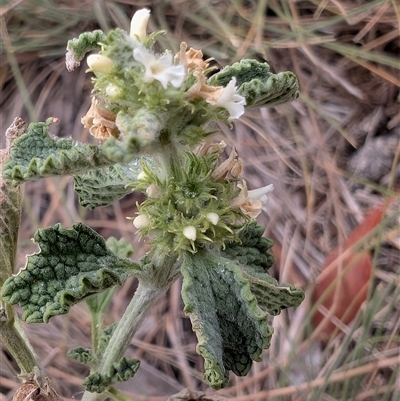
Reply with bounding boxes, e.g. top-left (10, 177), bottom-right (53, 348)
top-left (12, 378), bottom-right (63, 401)
top-left (312, 199), bottom-right (393, 338)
